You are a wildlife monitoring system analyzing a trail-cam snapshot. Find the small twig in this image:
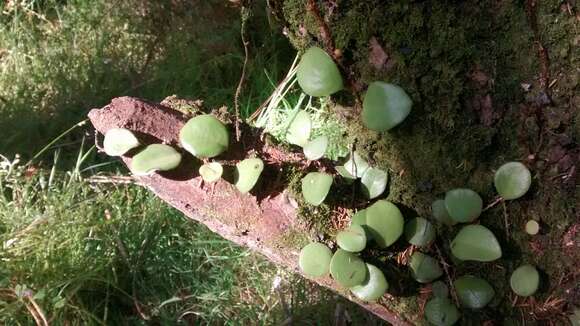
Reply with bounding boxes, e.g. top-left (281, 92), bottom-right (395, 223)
top-left (234, 3), bottom-right (252, 141)
top-left (434, 244), bottom-right (458, 306)
top-left (502, 200), bottom-right (510, 237)
top-left (483, 196), bottom-right (504, 212)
